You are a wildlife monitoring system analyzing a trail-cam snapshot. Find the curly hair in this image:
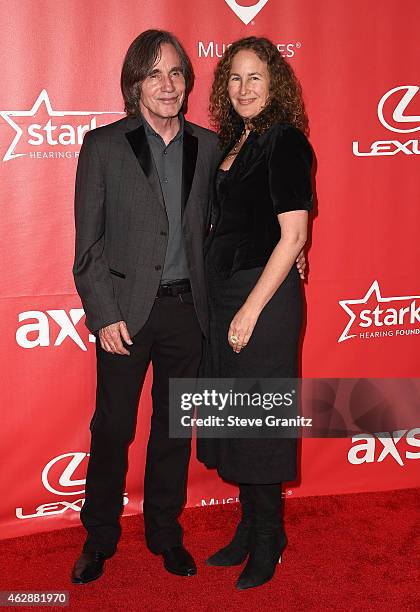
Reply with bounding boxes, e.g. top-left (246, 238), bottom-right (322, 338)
top-left (209, 37), bottom-right (308, 146)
